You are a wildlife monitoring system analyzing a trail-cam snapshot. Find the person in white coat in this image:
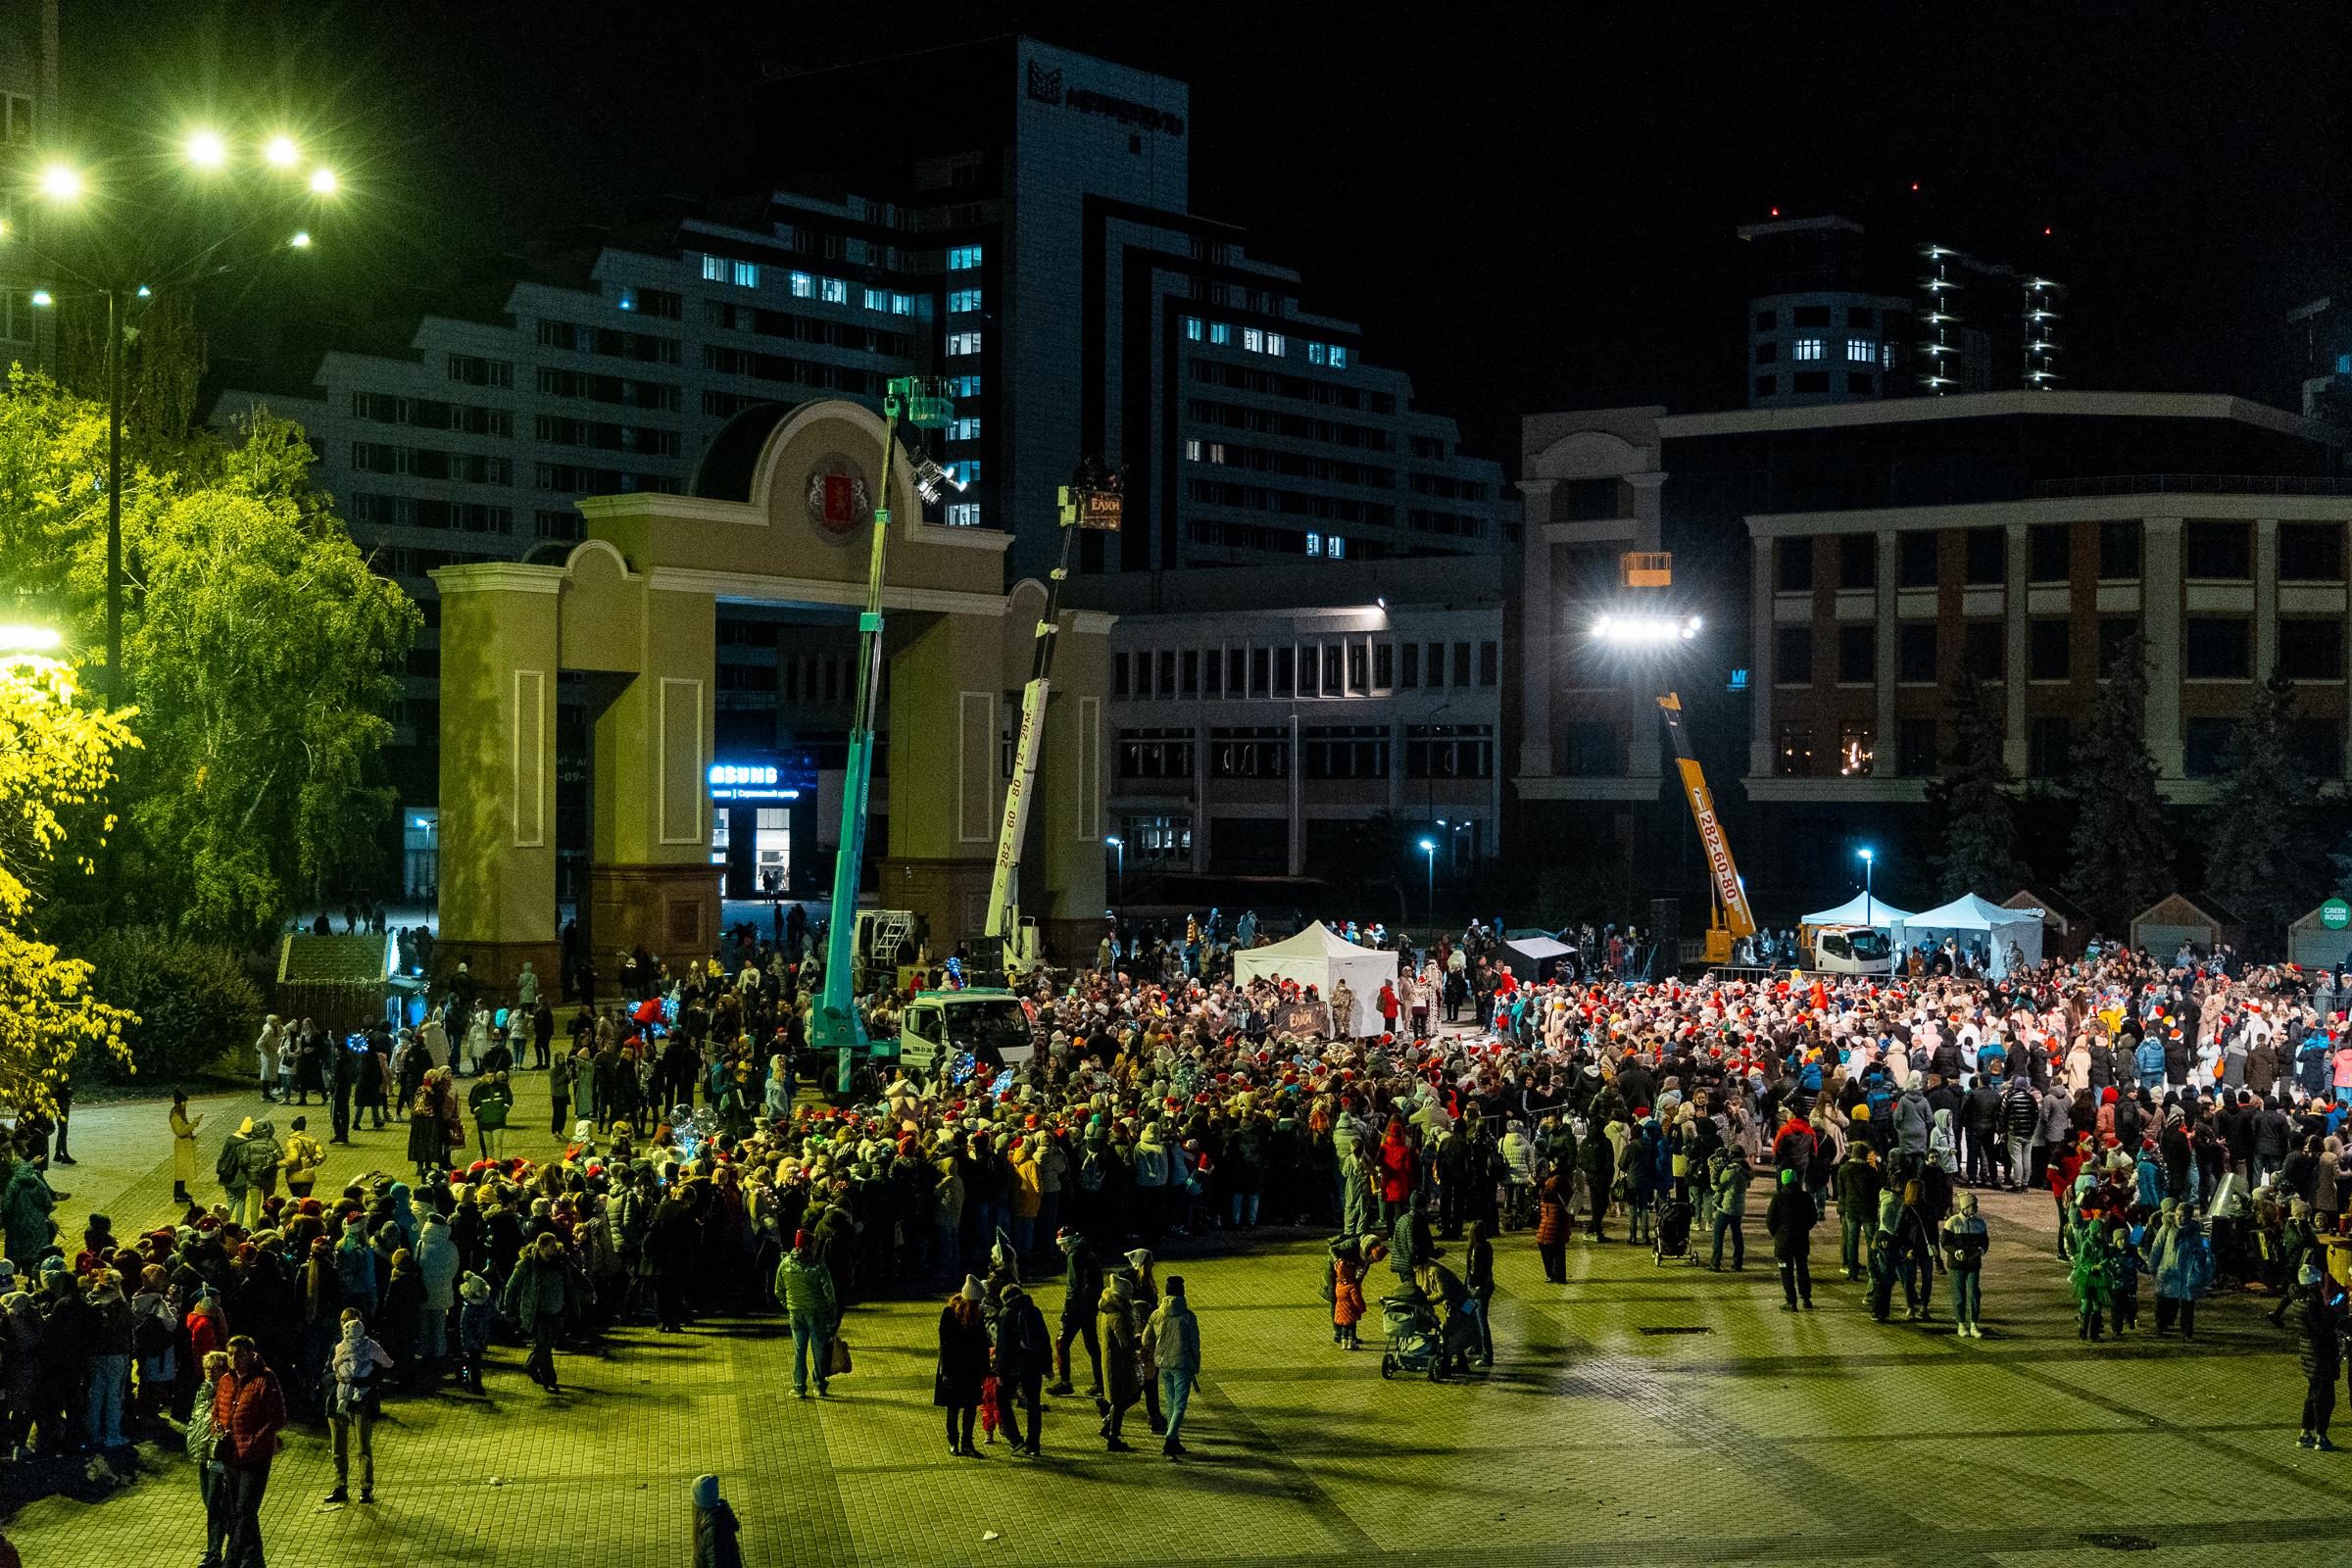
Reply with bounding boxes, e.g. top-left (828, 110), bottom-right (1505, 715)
top-left (256, 1016), bottom-right (285, 1103)
top-left (415, 1210), bottom-right (462, 1373)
